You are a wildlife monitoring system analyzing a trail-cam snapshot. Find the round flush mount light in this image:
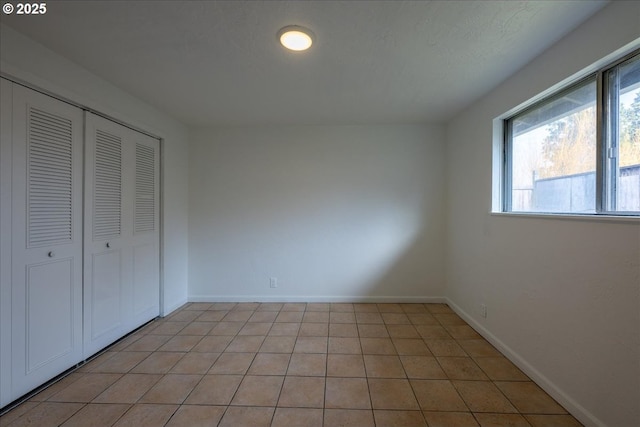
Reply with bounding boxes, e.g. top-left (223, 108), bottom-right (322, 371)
top-left (278, 25), bottom-right (314, 51)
